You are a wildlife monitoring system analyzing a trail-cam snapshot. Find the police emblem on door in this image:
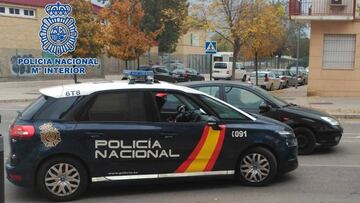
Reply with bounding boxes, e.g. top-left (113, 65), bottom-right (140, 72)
top-left (39, 123), bottom-right (61, 148)
top-left (39, 1), bottom-right (78, 56)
